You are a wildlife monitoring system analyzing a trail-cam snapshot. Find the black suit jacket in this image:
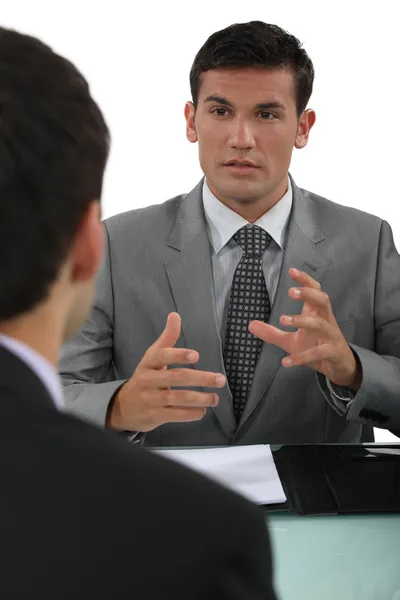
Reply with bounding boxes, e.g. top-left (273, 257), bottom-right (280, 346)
top-left (0, 345), bottom-right (277, 599)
